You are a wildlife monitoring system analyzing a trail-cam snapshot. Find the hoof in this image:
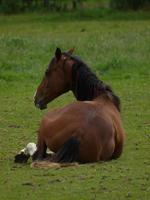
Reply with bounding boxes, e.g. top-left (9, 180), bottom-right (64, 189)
top-left (14, 152), bottom-right (30, 163)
